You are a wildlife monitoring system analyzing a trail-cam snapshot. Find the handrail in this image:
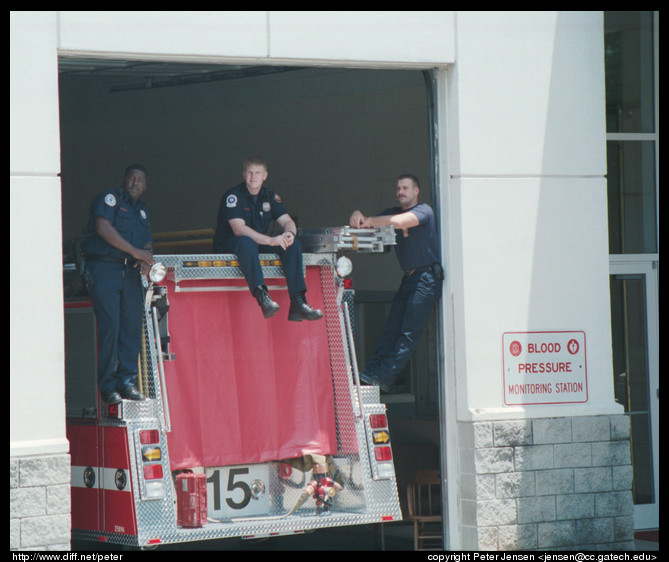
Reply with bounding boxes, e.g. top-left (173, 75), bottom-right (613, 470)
top-left (342, 299), bottom-right (363, 419)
